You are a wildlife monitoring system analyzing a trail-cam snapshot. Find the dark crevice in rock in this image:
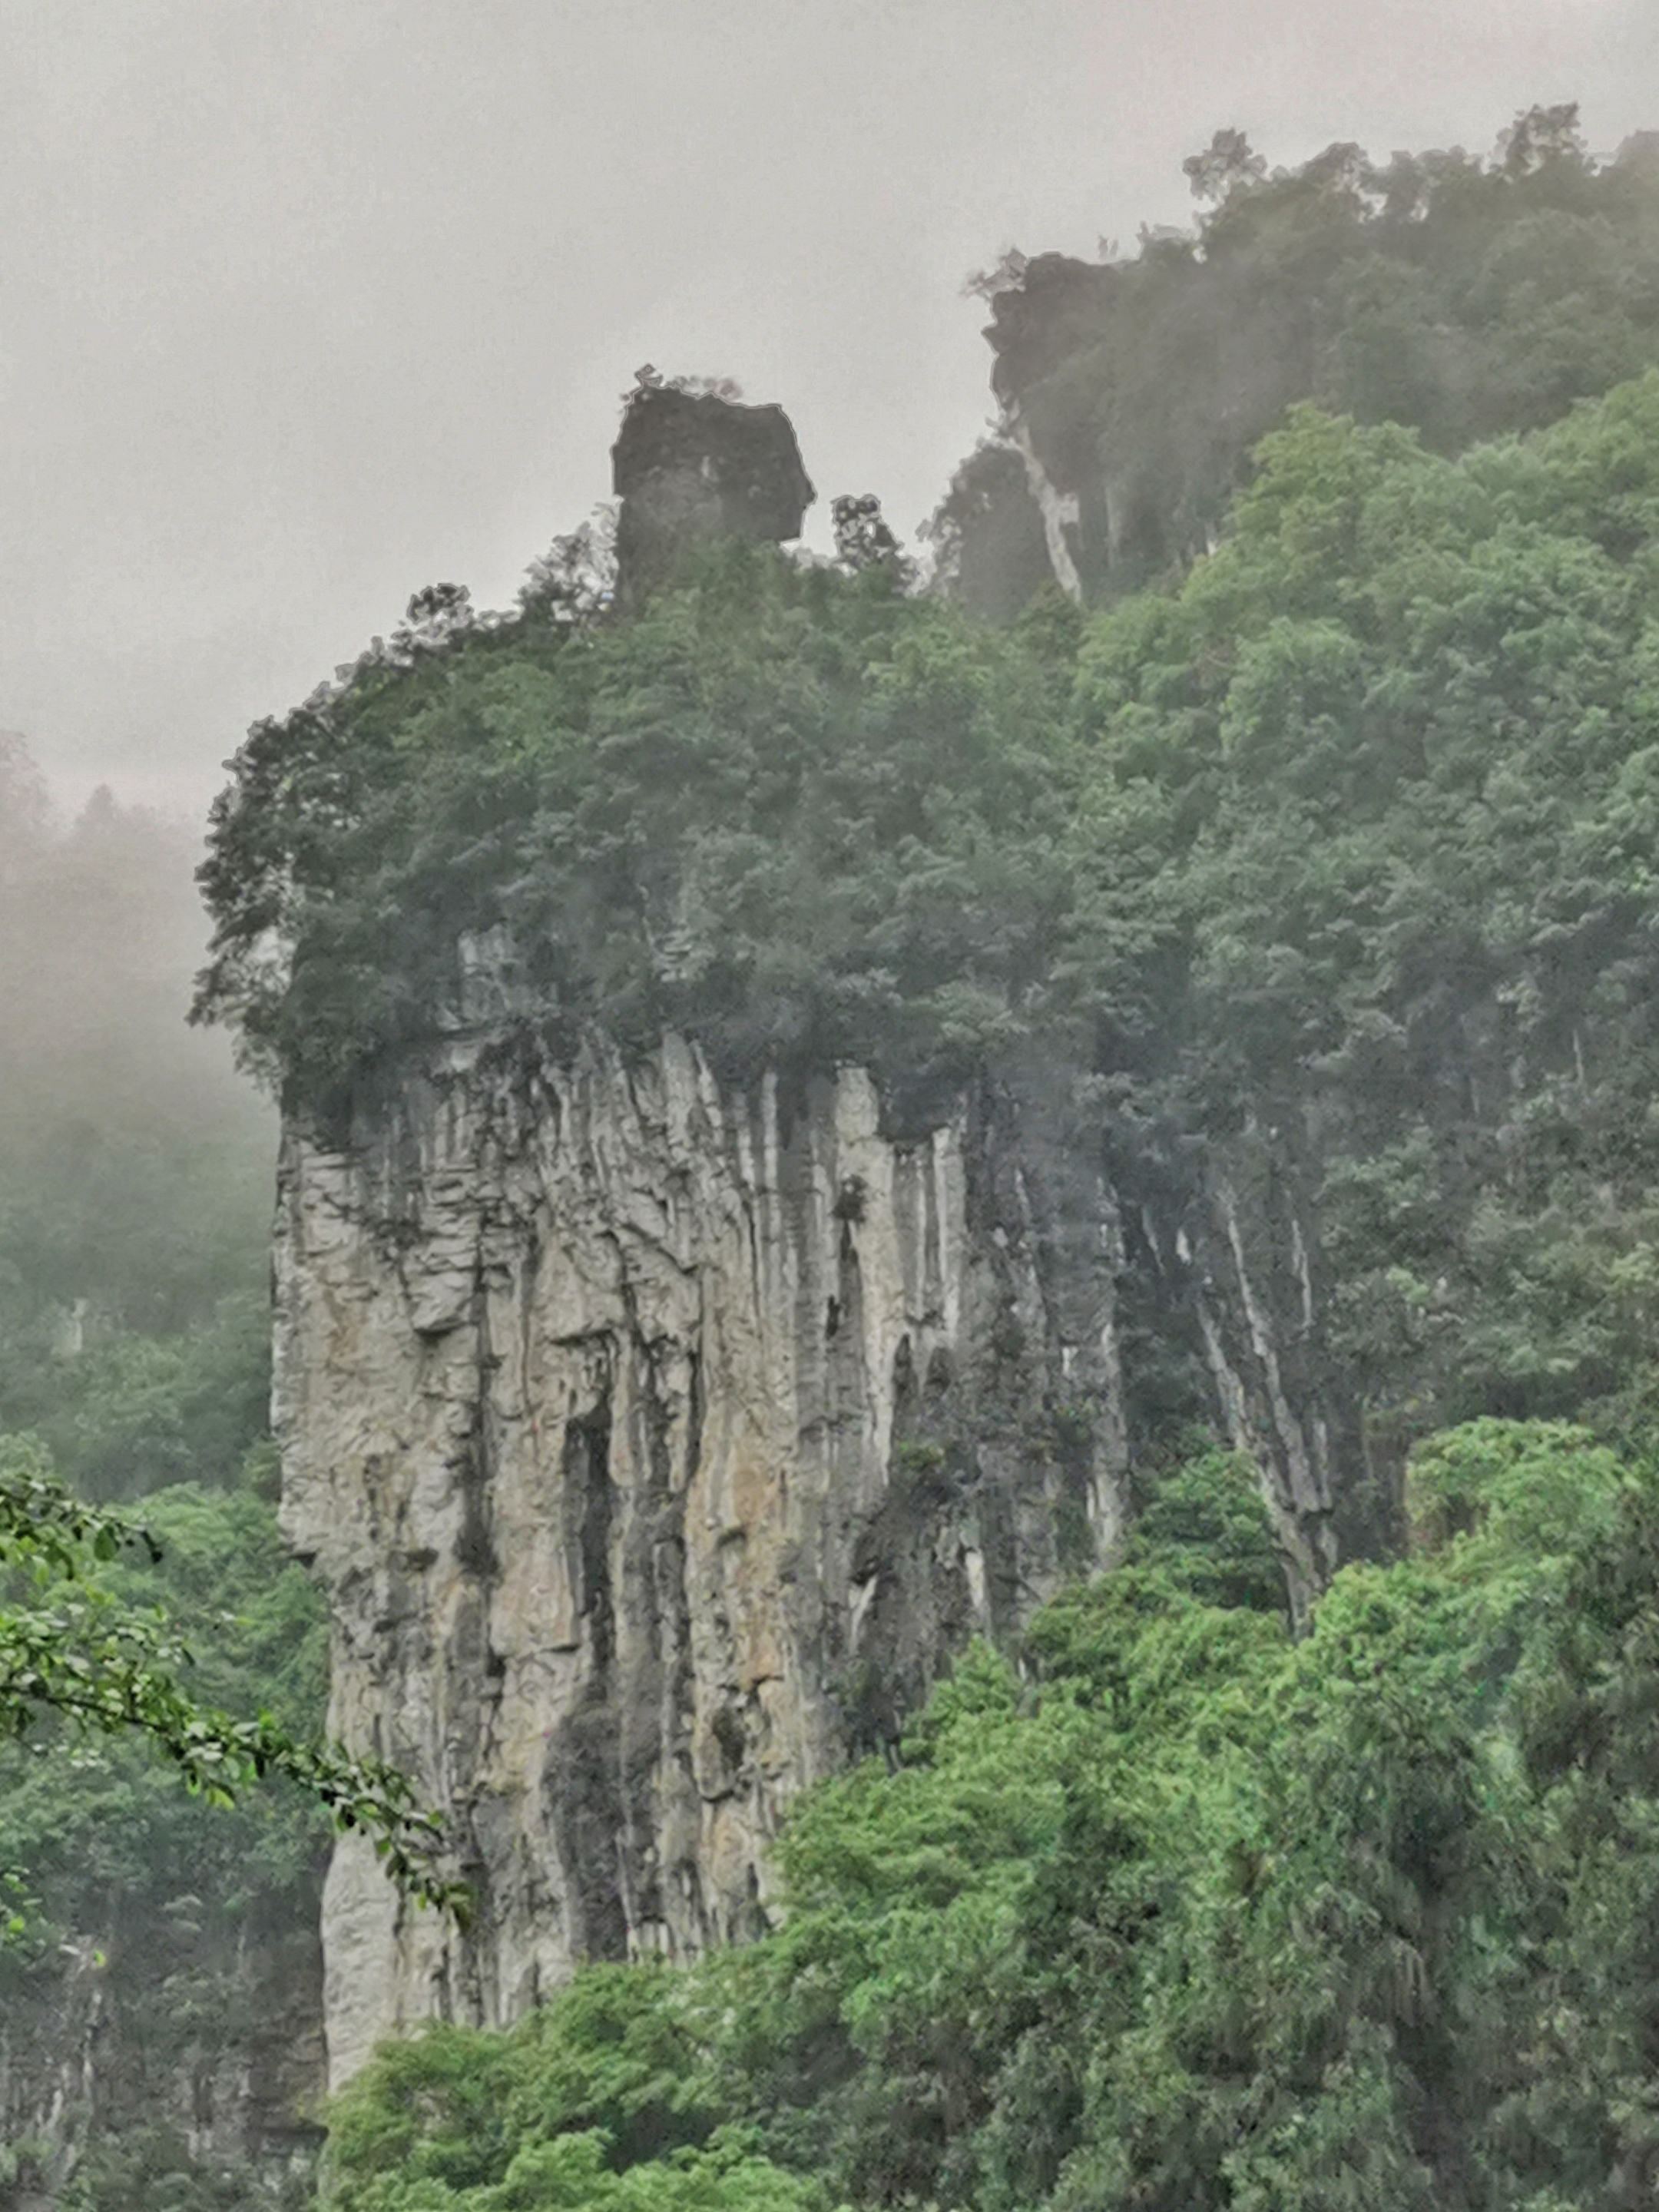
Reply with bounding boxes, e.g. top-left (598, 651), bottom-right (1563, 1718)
top-left (454, 1429), bottom-right (498, 1584)
top-left (565, 1391), bottom-right (615, 1673)
top-left (548, 1369), bottom-right (629, 1961)
top-left (684, 1349), bottom-right (703, 1489)
top-left (545, 1707), bottom-right (629, 1964)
